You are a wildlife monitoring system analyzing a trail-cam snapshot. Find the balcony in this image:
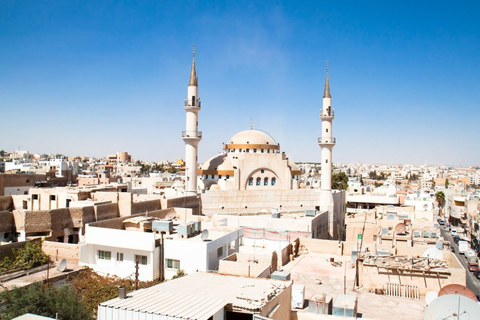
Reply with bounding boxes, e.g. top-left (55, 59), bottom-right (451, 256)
top-left (318, 137), bottom-right (336, 145)
top-left (320, 107), bottom-right (334, 119)
top-left (182, 131), bottom-right (202, 138)
top-left (184, 99), bottom-right (201, 109)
